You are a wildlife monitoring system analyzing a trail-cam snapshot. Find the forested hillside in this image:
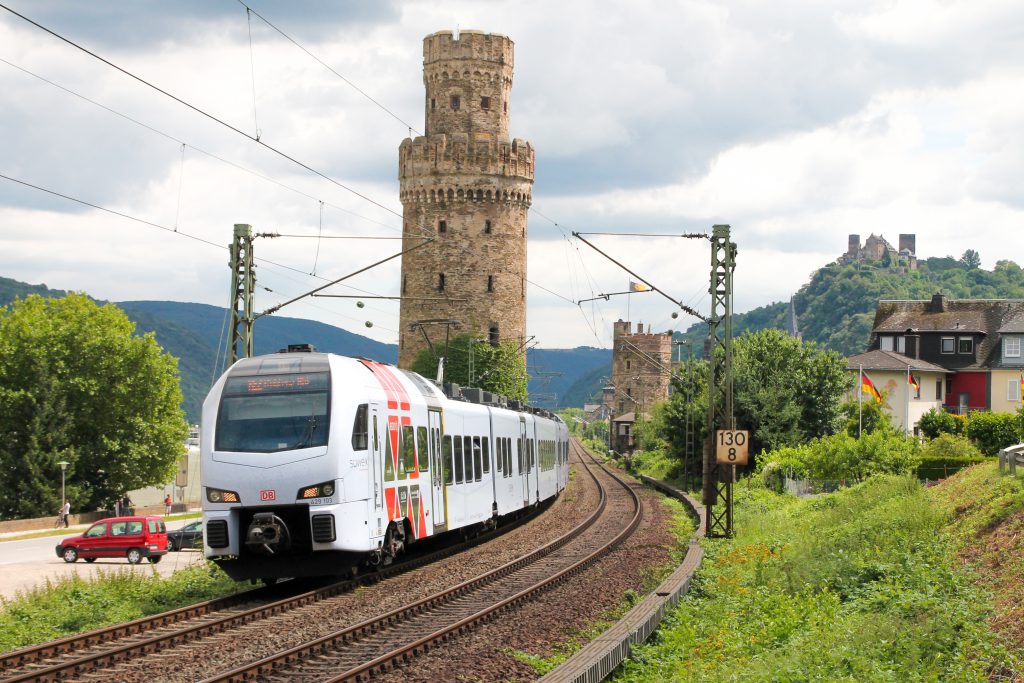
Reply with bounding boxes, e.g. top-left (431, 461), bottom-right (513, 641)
top-left (673, 255), bottom-right (1024, 359)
